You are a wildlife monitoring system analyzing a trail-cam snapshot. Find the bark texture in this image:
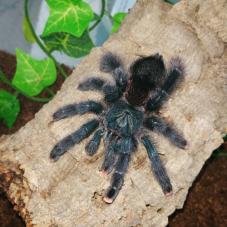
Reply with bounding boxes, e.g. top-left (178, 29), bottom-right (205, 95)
top-left (0, 0), bottom-right (226, 226)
